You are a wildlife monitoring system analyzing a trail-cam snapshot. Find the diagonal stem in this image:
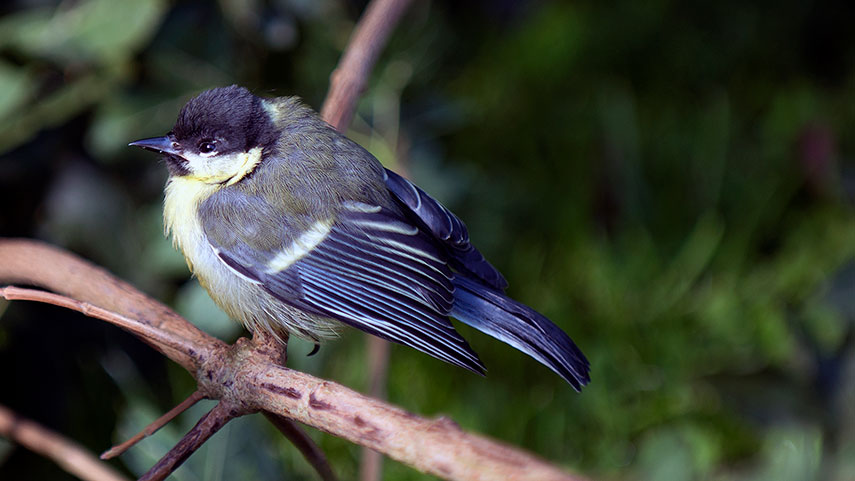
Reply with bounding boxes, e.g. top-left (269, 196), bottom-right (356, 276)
top-left (100, 391), bottom-right (207, 460)
top-left (359, 336), bottom-right (390, 481)
top-left (320, 0), bottom-right (414, 132)
top-left (0, 403), bottom-right (130, 481)
top-left (138, 401), bottom-right (248, 481)
top-left (264, 413), bottom-right (338, 481)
